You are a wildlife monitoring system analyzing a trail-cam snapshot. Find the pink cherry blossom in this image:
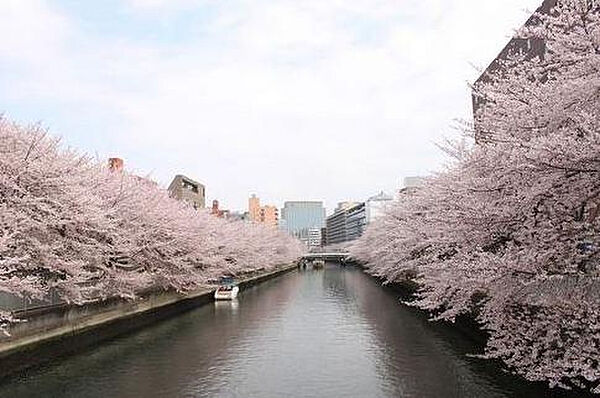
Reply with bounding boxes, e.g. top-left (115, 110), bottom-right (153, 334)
top-left (0, 119), bottom-right (303, 333)
top-left (352, 0), bottom-right (600, 393)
